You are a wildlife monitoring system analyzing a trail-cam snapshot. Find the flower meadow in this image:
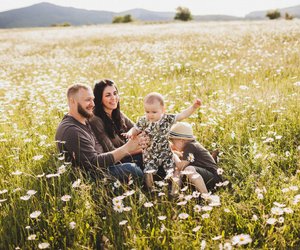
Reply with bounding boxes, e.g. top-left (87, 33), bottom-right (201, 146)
top-left (0, 20), bottom-right (300, 249)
